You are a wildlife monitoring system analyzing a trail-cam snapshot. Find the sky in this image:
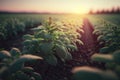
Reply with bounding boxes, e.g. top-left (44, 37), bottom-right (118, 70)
top-left (0, 0), bottom-right (120, 14)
